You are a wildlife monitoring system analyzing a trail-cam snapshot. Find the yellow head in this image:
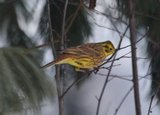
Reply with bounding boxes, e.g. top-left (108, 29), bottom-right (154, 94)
top-left (101, 41), bottom-right (115, 56)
